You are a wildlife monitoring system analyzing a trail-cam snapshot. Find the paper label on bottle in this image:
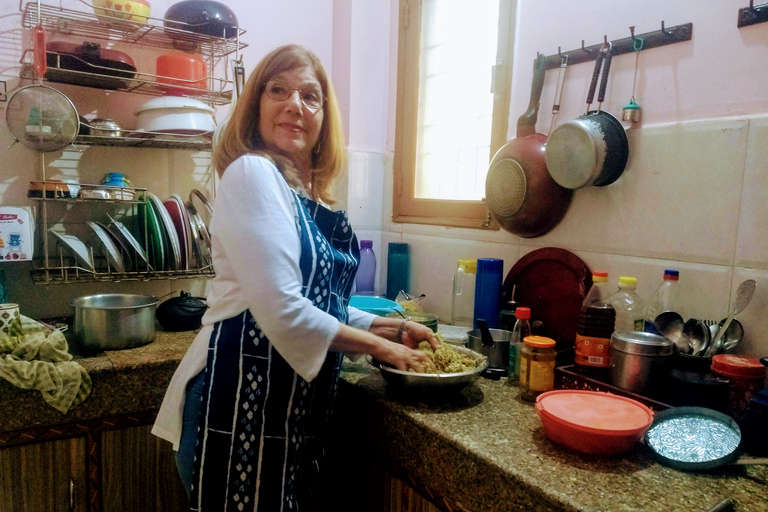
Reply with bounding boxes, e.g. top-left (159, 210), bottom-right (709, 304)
top-left (528, 360), bottom-right (555, 392)
top-left (574, 333), bottom-right (611, 368)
